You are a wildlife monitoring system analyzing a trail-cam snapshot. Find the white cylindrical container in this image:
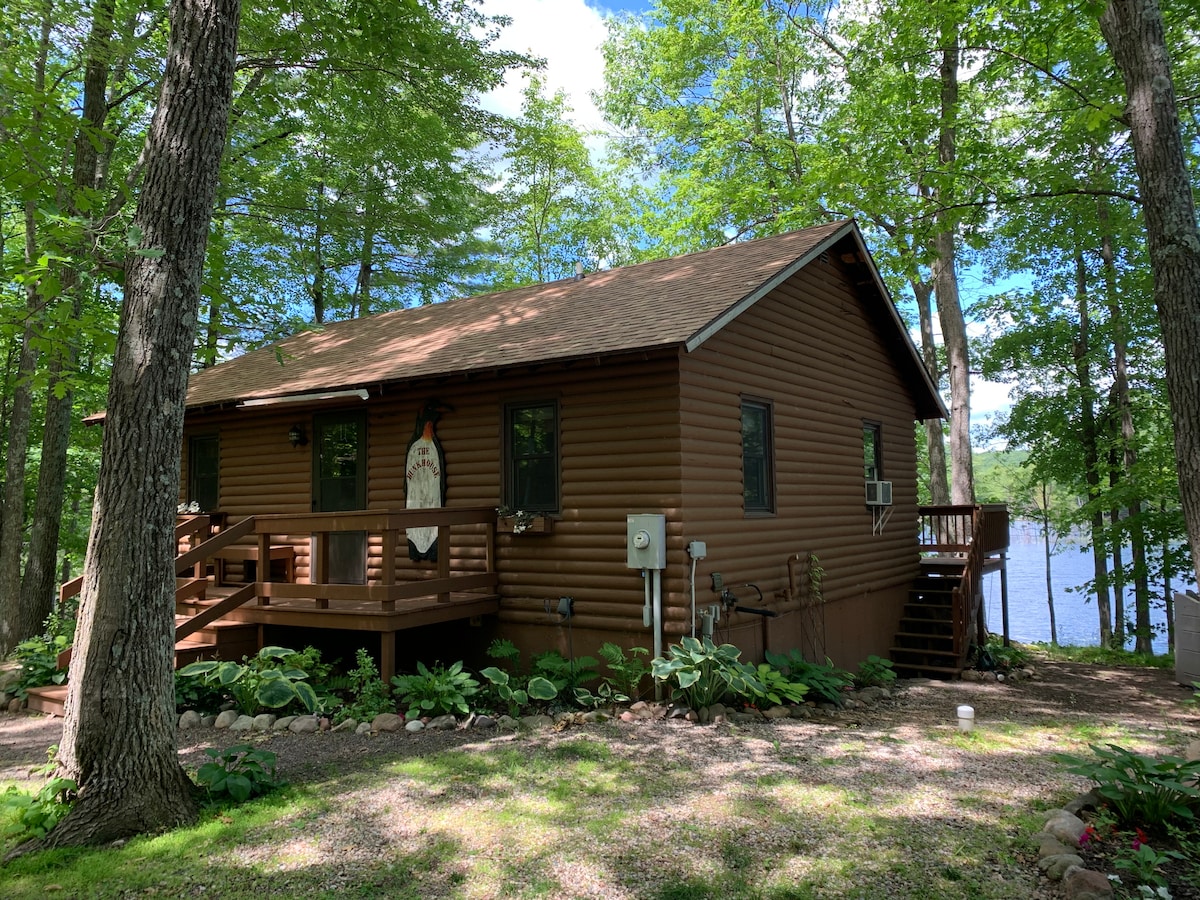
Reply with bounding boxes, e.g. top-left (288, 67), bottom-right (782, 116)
top-left (957, 705), bottom-right (975, 732)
